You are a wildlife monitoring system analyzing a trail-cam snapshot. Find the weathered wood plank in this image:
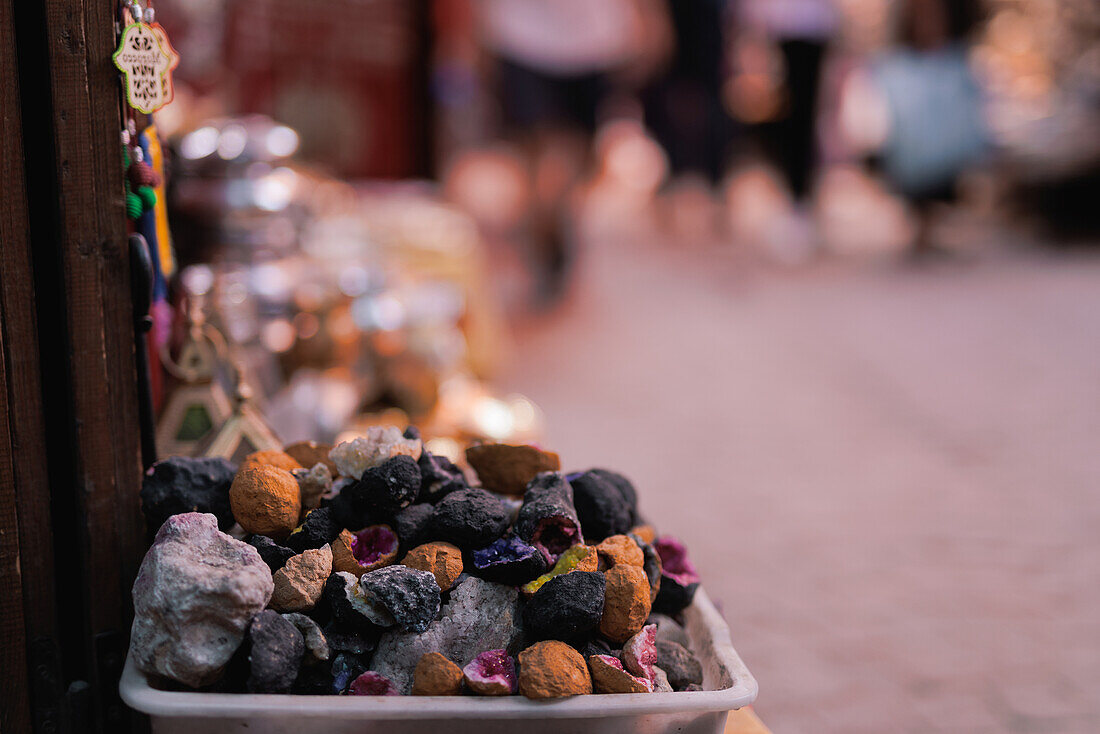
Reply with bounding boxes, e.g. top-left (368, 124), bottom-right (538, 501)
top-left (1, 0), bottom-right (59, 730)
top-left (39, 0), bottom-right (145, 726)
